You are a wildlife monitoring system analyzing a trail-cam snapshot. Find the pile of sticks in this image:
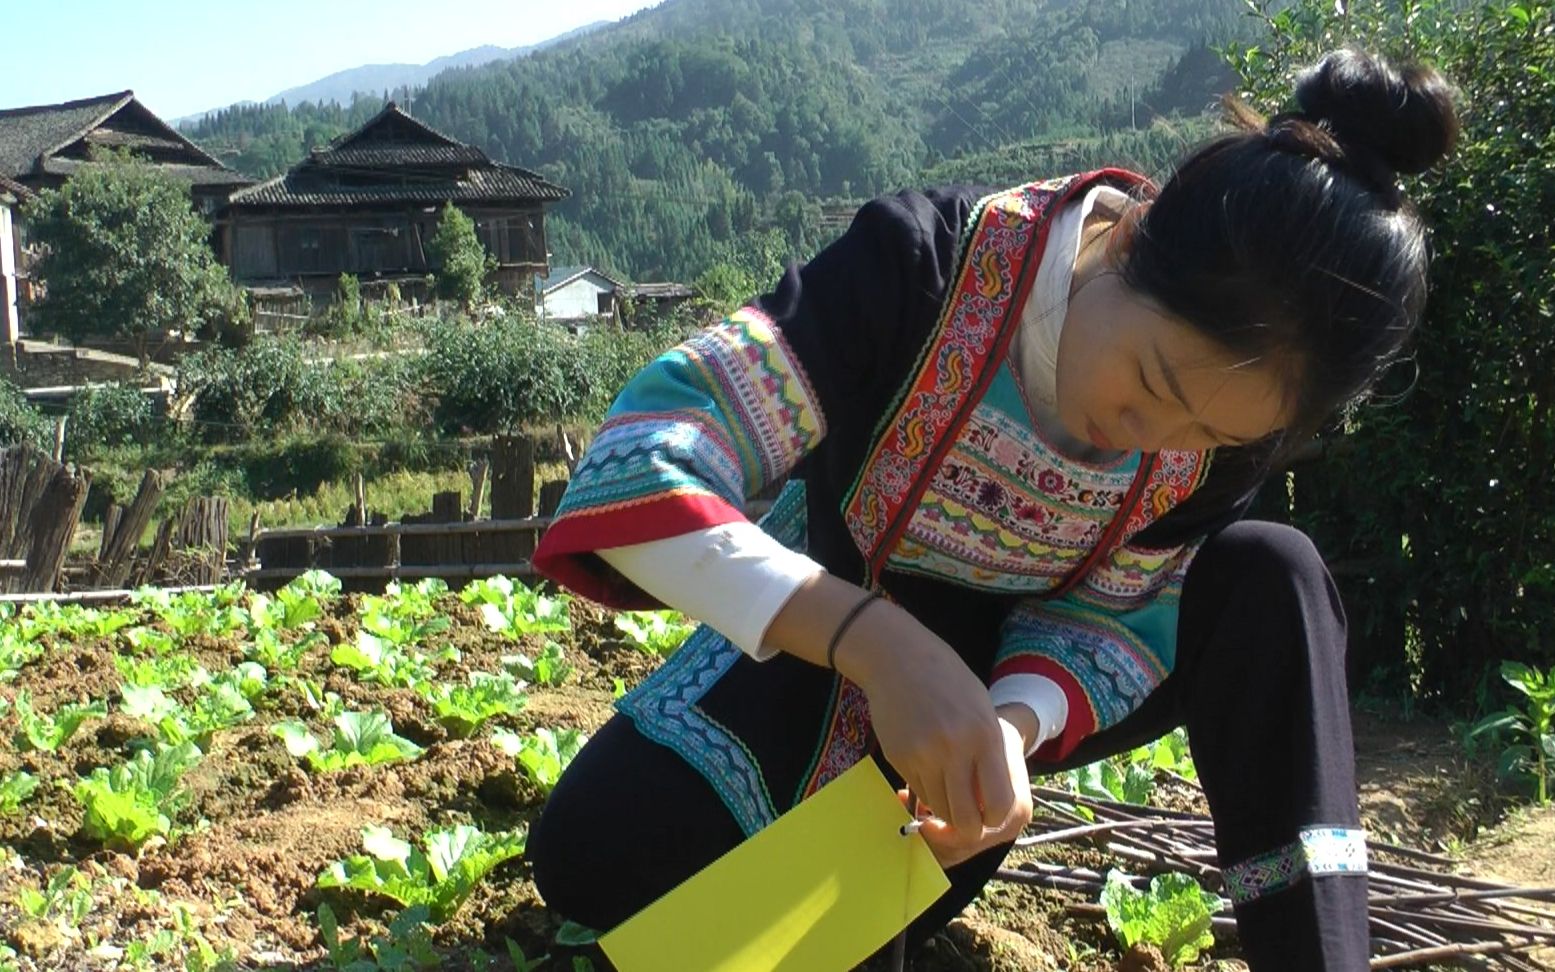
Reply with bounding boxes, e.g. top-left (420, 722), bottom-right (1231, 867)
top-left (993, 784), bottom-right (1555, 969)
